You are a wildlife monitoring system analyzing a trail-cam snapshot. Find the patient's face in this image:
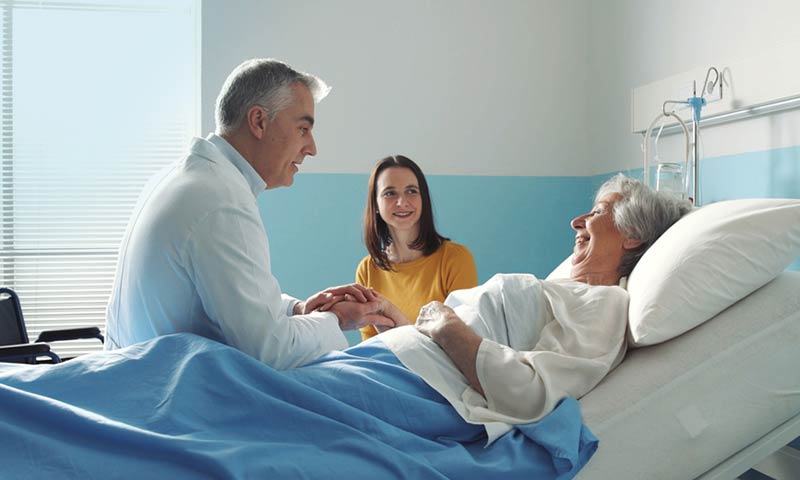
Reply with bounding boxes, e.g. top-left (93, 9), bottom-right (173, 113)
top-left (376, 167), bottom-right (422, 235)
top-left (570, 193), bottom-right (633, 285)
